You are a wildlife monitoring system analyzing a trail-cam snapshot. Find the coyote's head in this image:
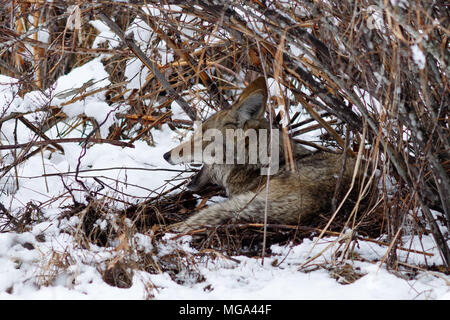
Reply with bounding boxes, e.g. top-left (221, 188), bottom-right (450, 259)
top-left (163, 77), bottom-right (279, 191)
